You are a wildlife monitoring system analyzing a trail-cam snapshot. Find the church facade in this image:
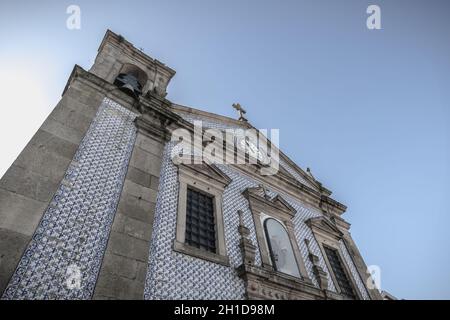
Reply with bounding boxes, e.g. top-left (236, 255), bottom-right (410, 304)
top-left (0, 30), bottom-right (382, 300)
